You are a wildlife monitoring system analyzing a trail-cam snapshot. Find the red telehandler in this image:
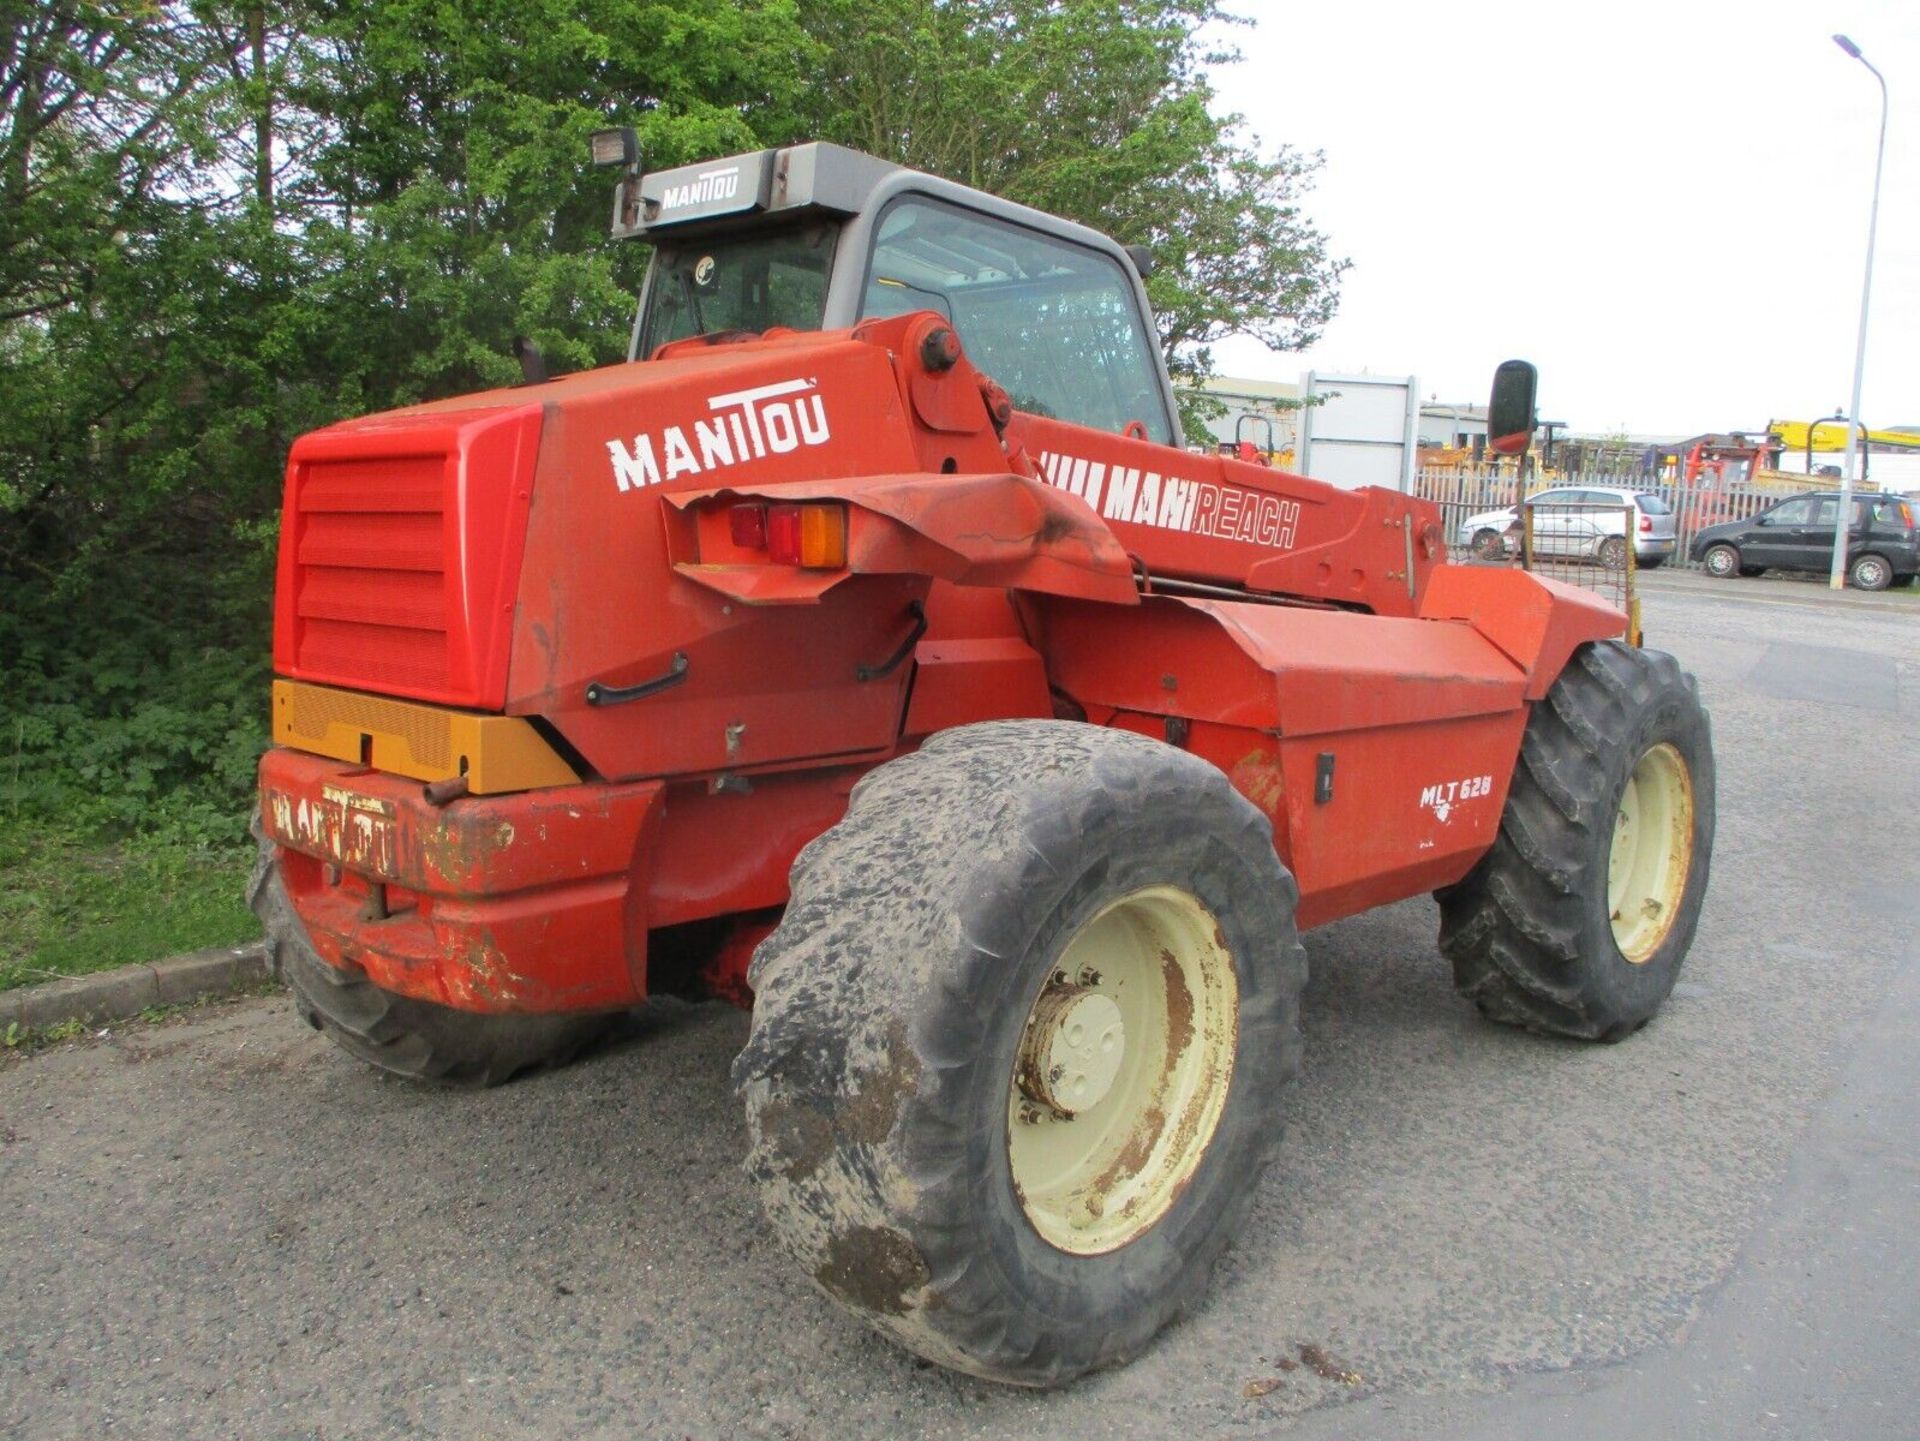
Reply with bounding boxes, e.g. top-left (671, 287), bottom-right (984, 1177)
top-left (251, 139), bottom-right (1714, 1385)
